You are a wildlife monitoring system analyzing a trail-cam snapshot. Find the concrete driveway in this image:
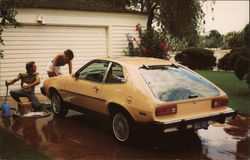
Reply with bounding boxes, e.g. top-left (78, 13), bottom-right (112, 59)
top-left (0, 94), bottom-right (249, 160)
